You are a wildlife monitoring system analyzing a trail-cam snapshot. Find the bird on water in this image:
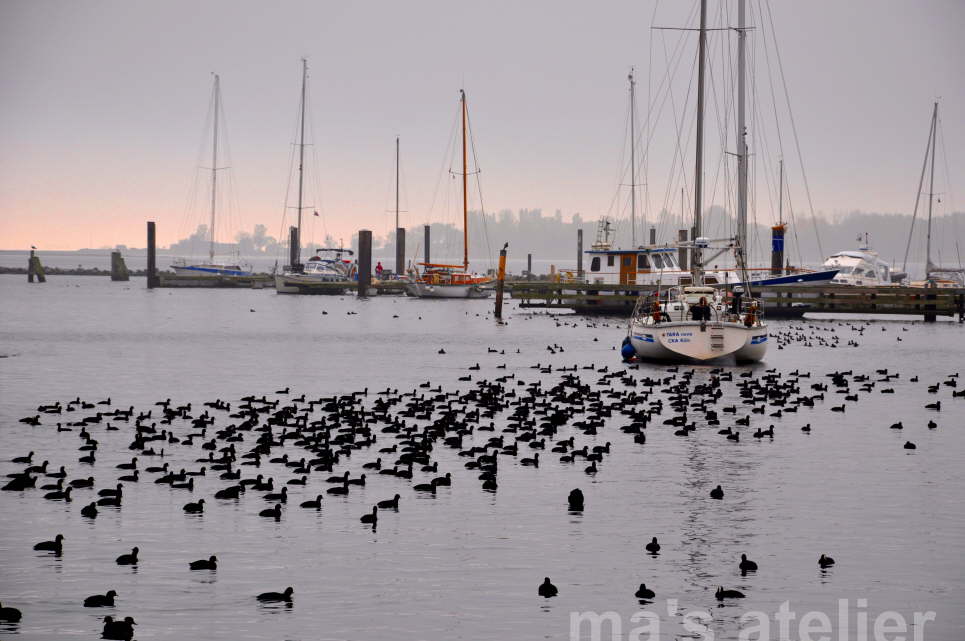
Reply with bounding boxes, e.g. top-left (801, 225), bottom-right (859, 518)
top-left (538, 577), bottom-right (558, 598)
